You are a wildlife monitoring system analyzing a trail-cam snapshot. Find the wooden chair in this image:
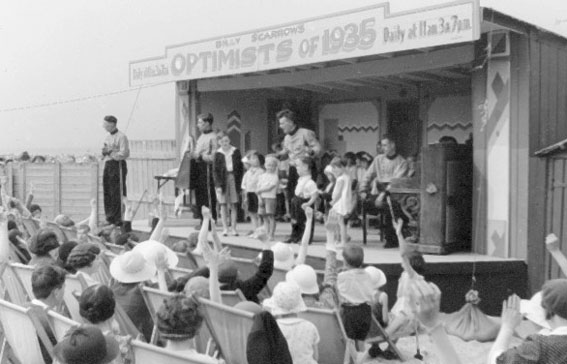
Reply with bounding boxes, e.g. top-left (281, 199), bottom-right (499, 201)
top-left (266, 267), bottom-right (288, 293)
top-left (63, 273), bottom-right (88, 321)
top-left (130, 339), bottom-right (223, 364)
top-left (361, 202), bottom-right (385, 245)
top-left (41, 307), bottom-right (81, 341)
top-left (298, 307), bottom-right (355, 364)
top-left (198, 297), bottom-right (254, 364)
top-left (20, 217), bottom-right (40, 238)
top-left (220, 290), bottom-right (246, 307)
top-left (0, 299), bottom-right (55, 364)
top-left (8, 263), bottom-right (35, 300)
top-left (60, 227), bottom-right (78, 242)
